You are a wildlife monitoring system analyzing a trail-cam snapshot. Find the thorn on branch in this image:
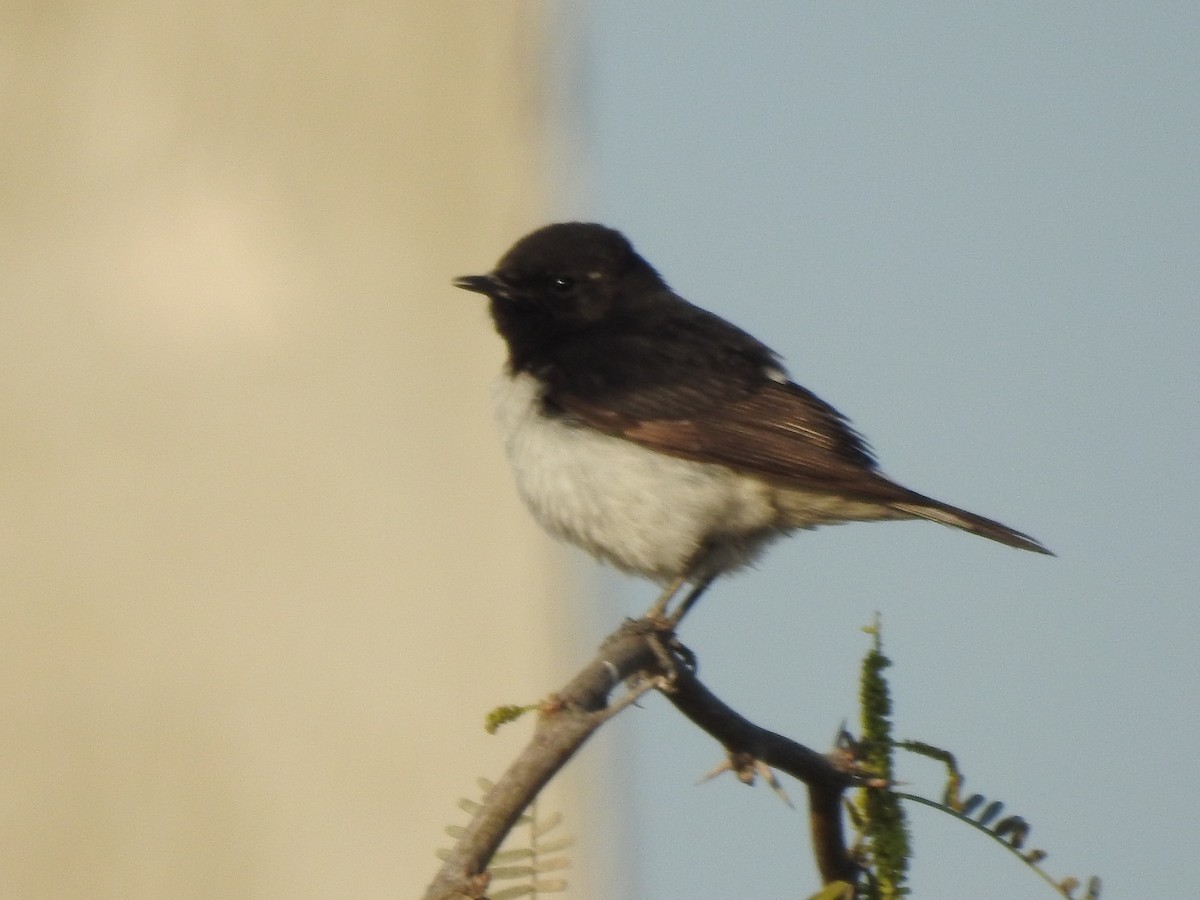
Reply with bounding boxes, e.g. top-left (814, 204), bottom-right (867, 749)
top-left (697, 750), bottom-right (795, 808)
